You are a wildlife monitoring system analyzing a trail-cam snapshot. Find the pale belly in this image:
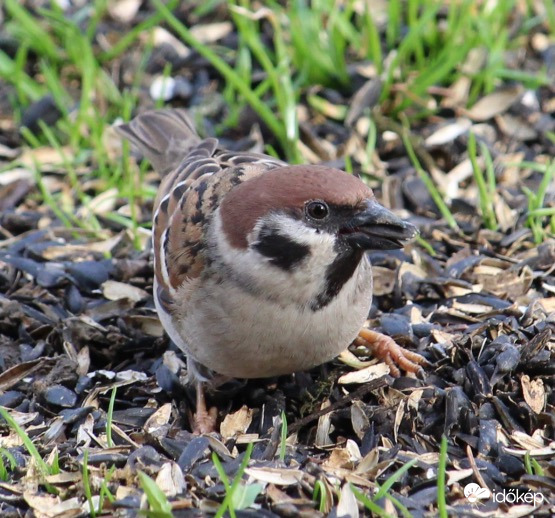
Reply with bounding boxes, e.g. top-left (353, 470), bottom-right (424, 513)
top-left (167, 260), bottom-right (373, 378)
